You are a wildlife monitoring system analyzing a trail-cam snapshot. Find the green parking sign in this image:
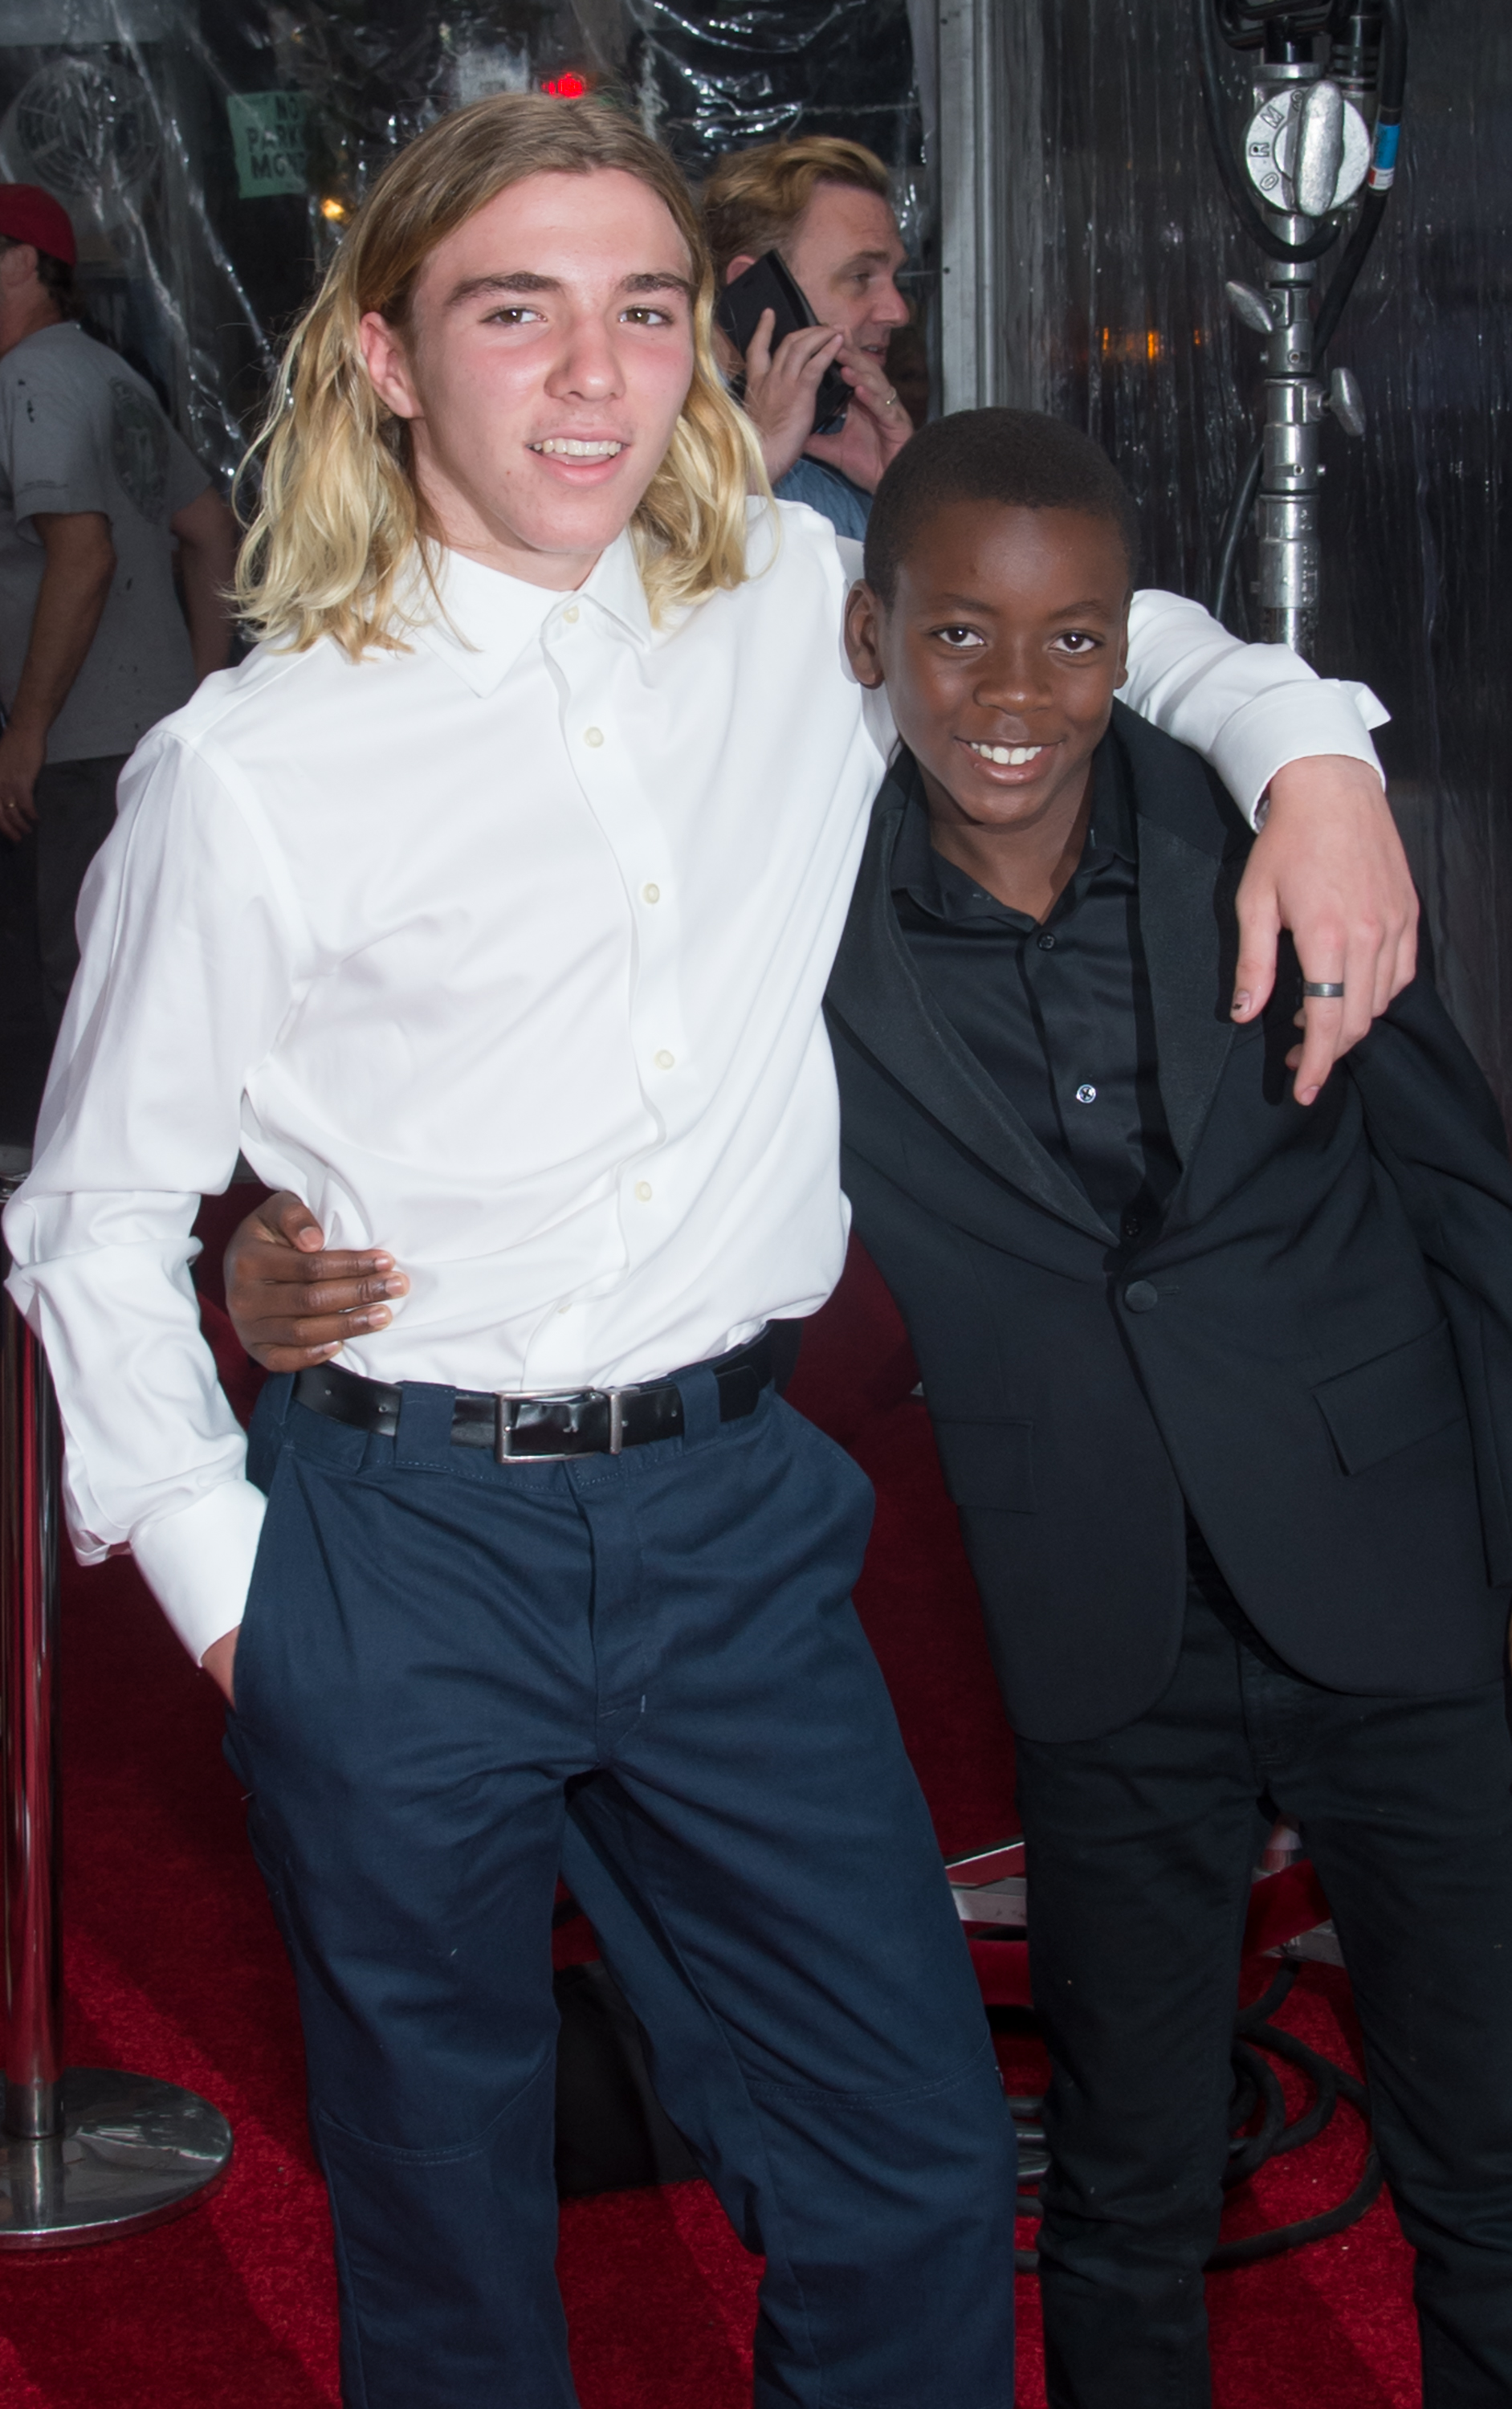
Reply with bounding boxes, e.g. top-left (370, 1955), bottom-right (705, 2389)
top-left (228, 92), bottom-right (309, 201)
